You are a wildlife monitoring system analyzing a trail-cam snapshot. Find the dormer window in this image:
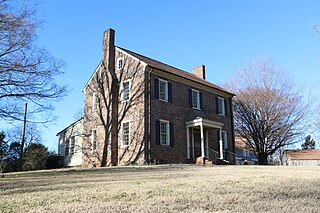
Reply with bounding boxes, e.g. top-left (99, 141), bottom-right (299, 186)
top-left (117, 58), bottom-right (125, 70)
